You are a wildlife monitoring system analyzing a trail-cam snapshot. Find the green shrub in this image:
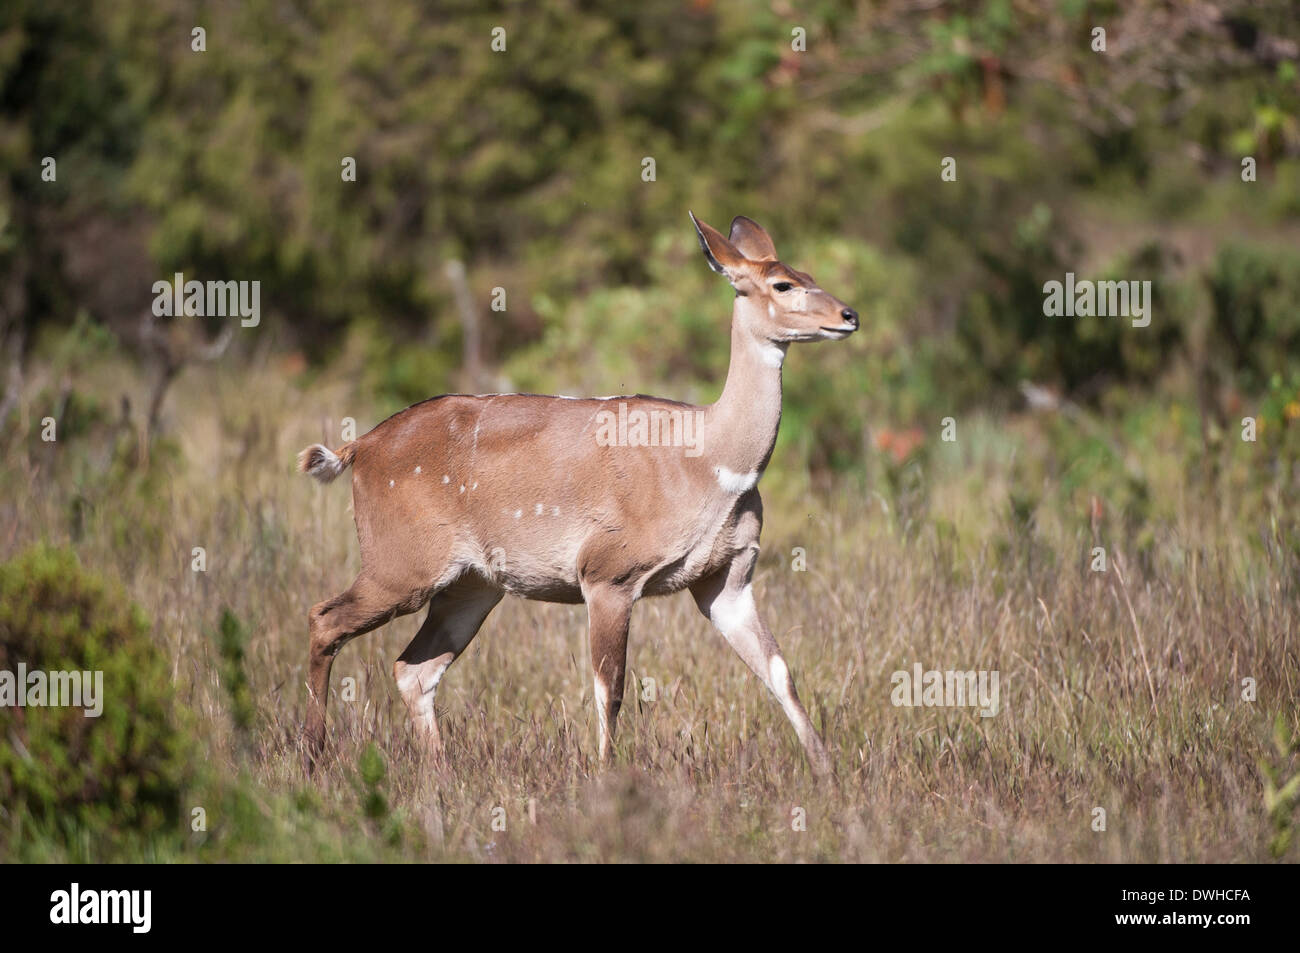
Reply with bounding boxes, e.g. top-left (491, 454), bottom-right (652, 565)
top-left (214, 608), bottom-right (255, 737)
top-left (1205, 242), bottom-right (1300, 391)
top-left (0, 544), bottom-right (192, 859)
